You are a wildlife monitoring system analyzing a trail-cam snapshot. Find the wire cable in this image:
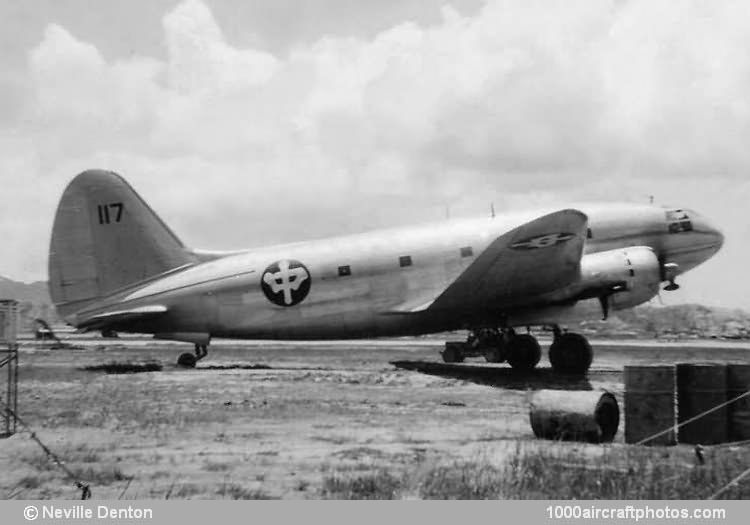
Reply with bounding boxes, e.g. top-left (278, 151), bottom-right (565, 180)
top-left (635, 389), bottom-right (750, 446)
top-left (0, 398), bottom-right (91, 499)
